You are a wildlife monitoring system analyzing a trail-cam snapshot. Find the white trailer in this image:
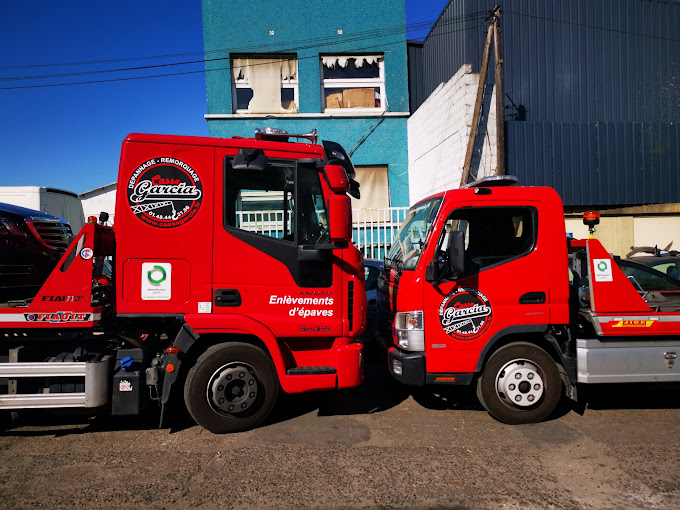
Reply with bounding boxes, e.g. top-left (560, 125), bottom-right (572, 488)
top-left (0, 186), bottom-right (84, 232)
